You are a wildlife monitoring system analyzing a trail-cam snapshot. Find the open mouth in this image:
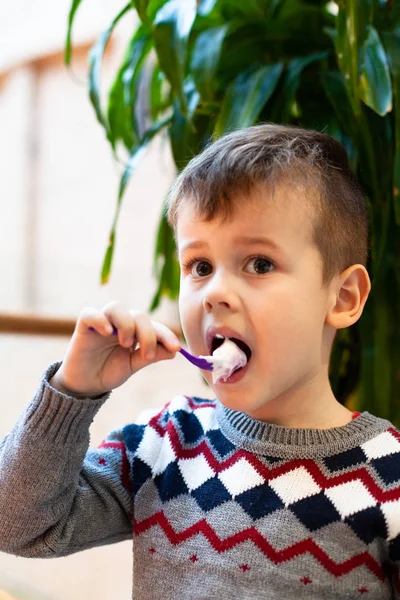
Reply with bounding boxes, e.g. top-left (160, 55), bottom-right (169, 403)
top-left (211, 336), bottom-right (252, 363)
